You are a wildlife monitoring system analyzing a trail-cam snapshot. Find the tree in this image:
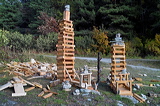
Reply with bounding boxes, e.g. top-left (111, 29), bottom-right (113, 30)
top-left (71, 0), bottom-right (96, 31)
top-left (97, 0), bottom-right (138, 40)
top-left (92, 27), bottom-right (109, 84)
top-left (92, 27), bottom-right (109, 54)
top-left (0, 0), bottom-right (23, 31)
top-left (38, 12), bottom-right (59, 35)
